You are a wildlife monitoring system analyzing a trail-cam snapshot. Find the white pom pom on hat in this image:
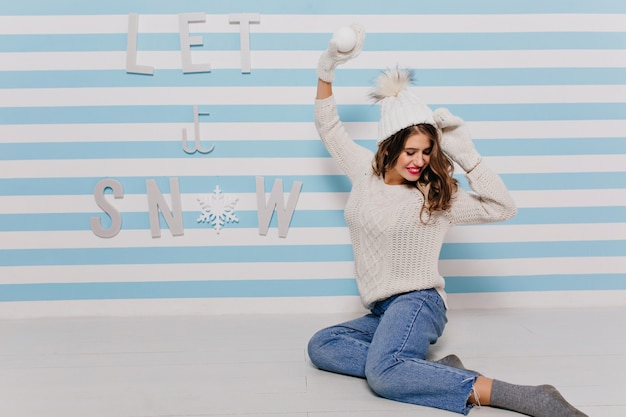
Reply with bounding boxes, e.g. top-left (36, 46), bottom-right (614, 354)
top-left (370, 67), bottom-right (435, 143)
